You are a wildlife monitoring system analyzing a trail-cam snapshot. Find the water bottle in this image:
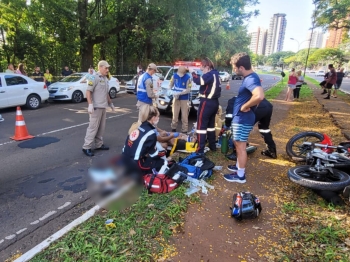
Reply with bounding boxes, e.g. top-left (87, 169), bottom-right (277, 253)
top-left (221, 133), bottom-right (228, 154)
